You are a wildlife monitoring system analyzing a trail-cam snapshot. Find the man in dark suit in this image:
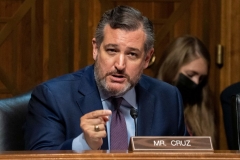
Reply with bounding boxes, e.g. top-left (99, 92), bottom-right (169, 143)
top-left (24, 5), bottom-right (188, 150)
